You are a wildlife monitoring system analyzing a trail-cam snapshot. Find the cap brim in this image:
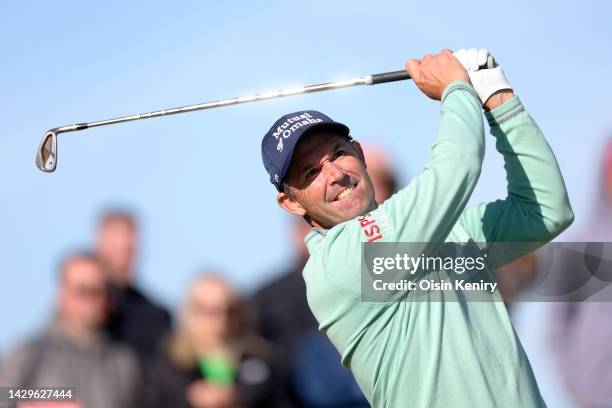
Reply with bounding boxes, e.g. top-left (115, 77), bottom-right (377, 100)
top-left (278, 122), bottom-right (351, 190)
